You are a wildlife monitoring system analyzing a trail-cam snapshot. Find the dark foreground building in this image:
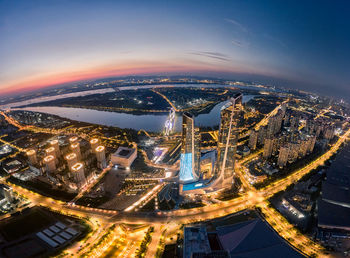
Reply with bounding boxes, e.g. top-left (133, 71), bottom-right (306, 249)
top-left (183, 218), bottom-right (303, 258)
